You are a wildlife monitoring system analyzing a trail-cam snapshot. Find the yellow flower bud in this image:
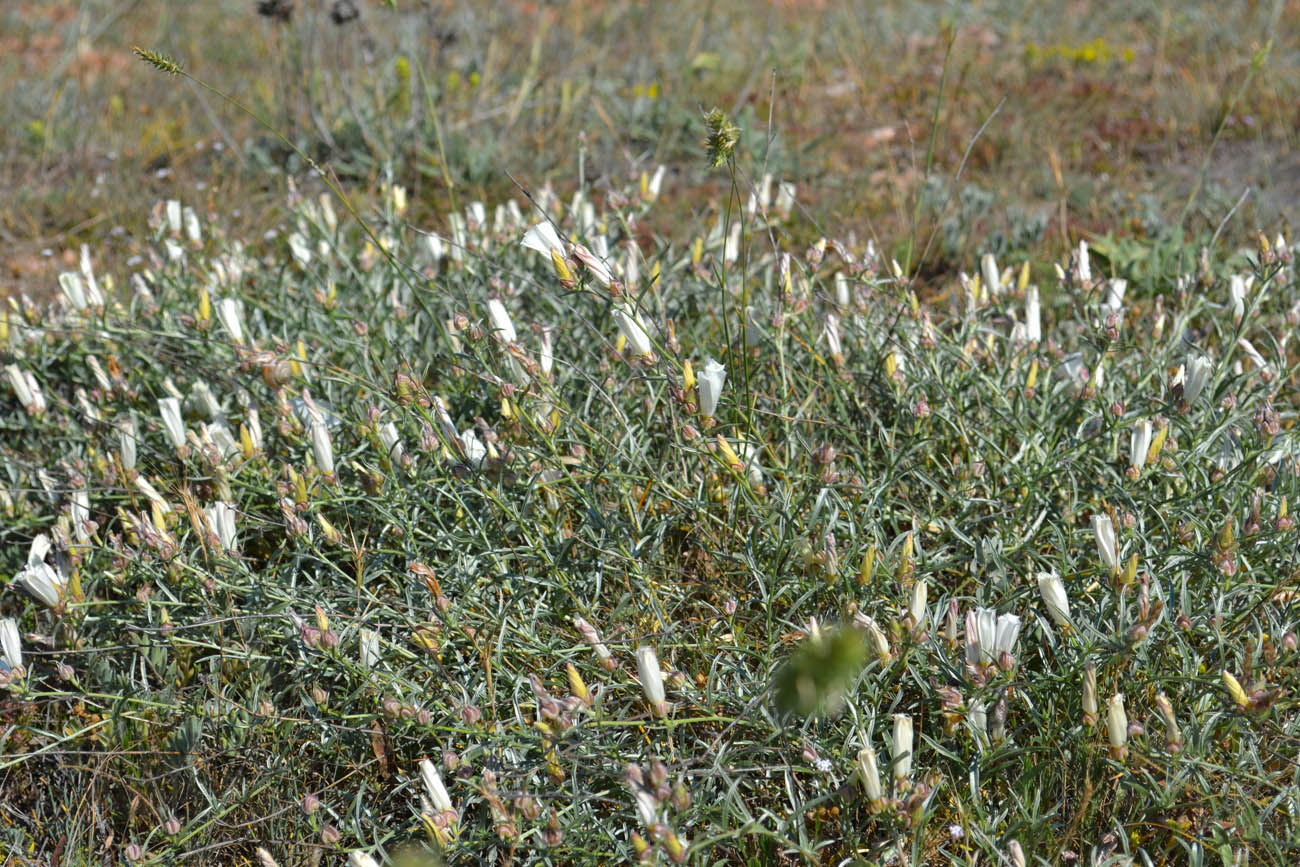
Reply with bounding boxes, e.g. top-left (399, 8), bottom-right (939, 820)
top-left (1222, 671), bottom-right (1249, 710)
